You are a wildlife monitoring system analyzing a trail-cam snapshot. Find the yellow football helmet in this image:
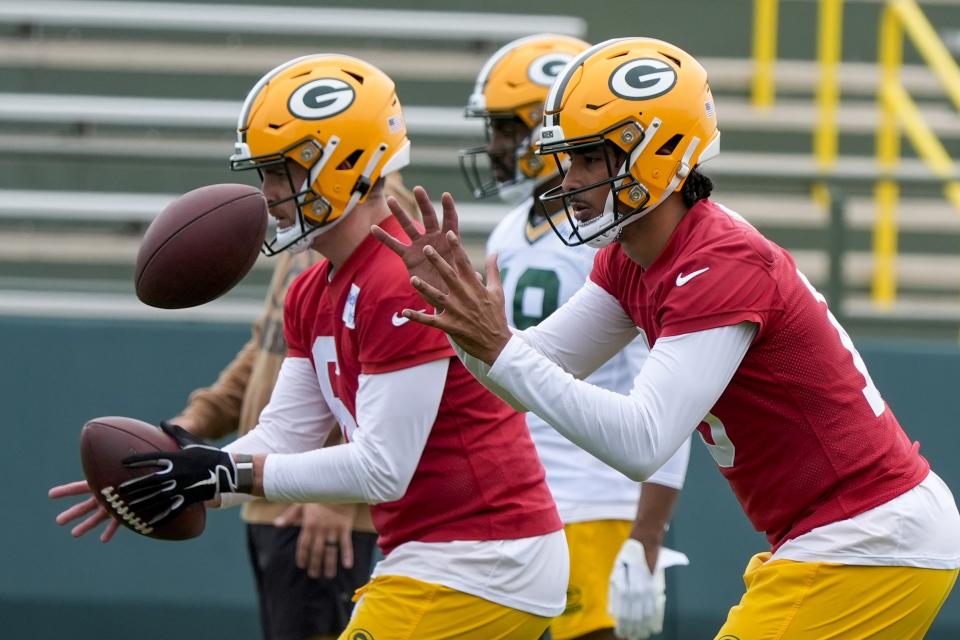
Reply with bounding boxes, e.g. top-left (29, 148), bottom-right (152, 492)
top-left (460, 34), bottom-right (589, 202)
top-left (537, 37), bottom-right (721, 247)
top-left (230, 54), bottom-right (410, 254)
